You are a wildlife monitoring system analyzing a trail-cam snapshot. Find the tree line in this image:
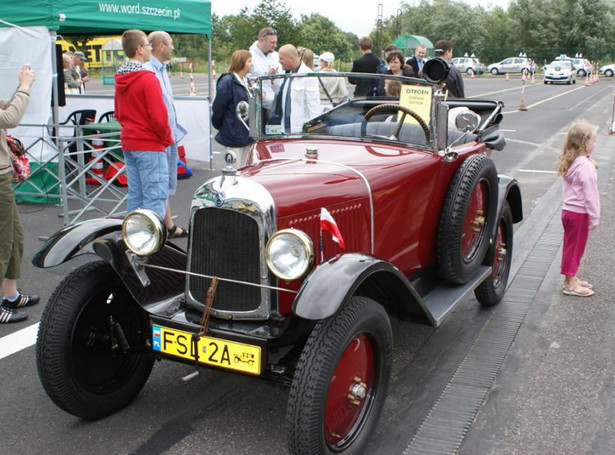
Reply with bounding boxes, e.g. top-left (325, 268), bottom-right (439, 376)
top-left (171, 0), bottom-right (615, 68)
